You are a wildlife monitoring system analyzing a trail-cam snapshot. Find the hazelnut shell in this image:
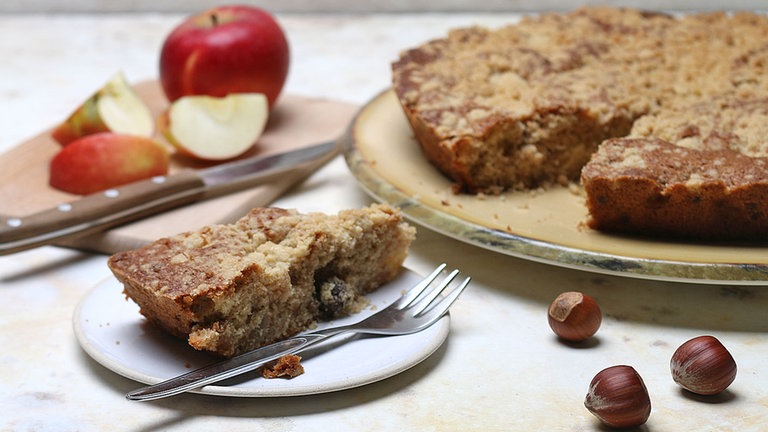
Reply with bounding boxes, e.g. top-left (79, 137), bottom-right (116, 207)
top-left (670, 335), bottom-right (737, 395)
top-left (585, 365), bottom-right (651, 428)
top-left (547, 291), bottom-right (602, 342)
